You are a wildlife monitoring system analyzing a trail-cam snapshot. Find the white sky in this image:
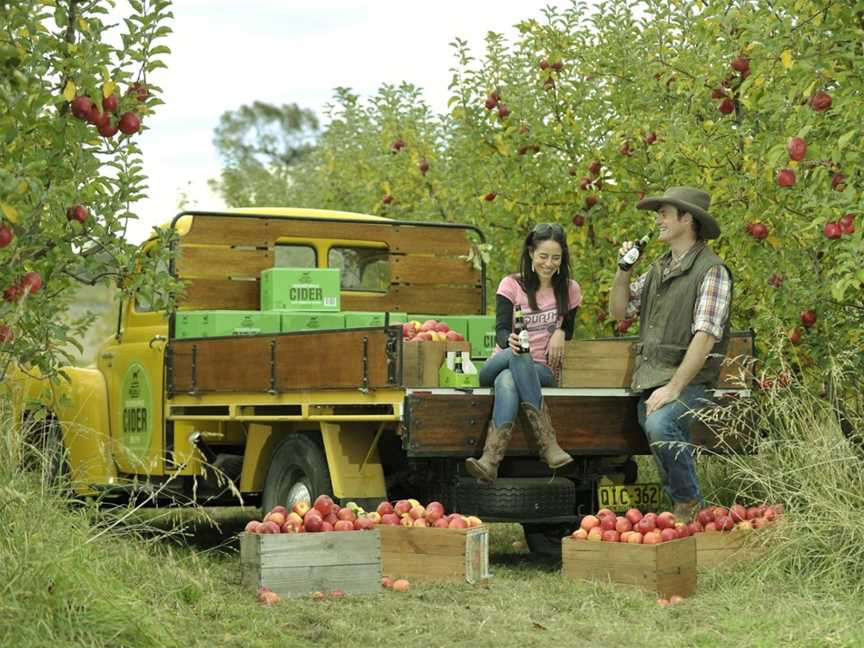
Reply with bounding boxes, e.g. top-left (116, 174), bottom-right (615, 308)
top-left (123, 0), bottom-right (571, 243)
